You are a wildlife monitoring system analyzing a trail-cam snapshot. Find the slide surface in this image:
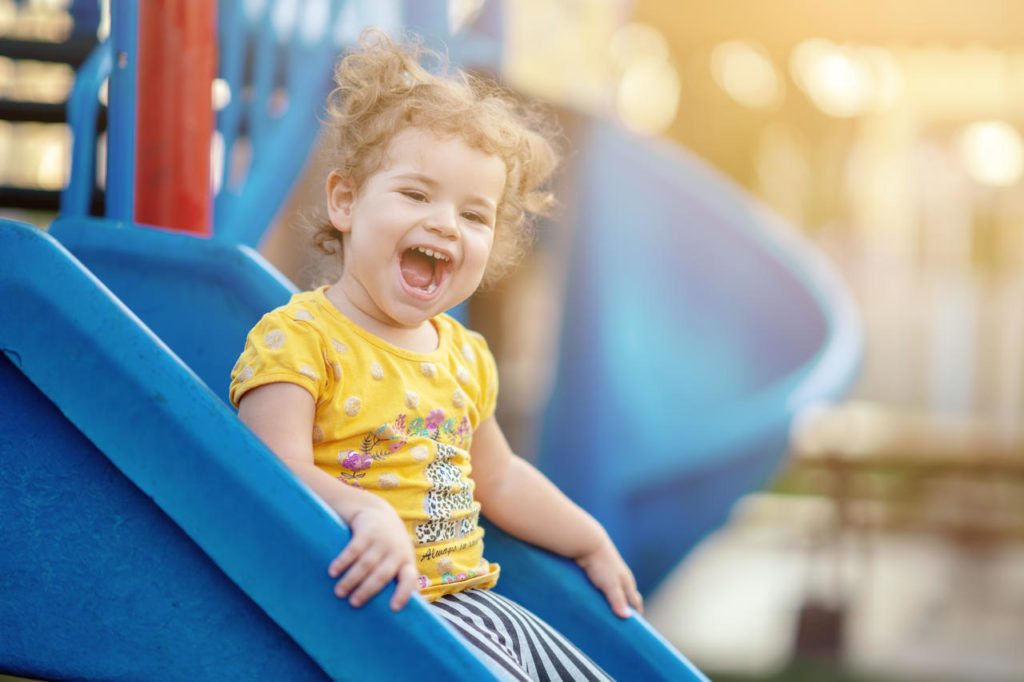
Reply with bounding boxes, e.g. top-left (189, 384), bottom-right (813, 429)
top-left (0, 216), bottom-right (706, 681)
